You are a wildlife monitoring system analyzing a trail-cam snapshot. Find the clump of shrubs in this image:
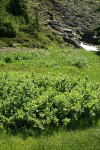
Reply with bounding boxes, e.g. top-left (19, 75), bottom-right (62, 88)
top-left (7, 0), bottom-right (29, 23)
top-left (0, 73), bottom-right (100, 133)
top-left (0, 21), bottom-right (17, 38)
